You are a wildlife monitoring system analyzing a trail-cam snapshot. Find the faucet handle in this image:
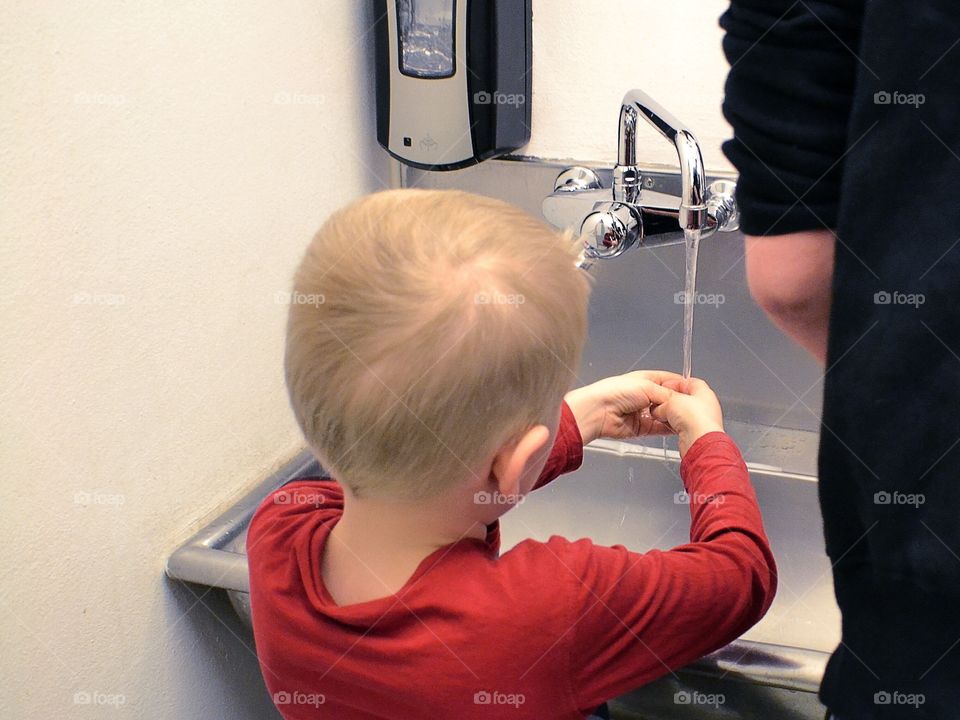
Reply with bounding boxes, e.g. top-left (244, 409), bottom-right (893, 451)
top-left (706, 179), bottom-right (740, 233)
top-left (579, 202), bottom-right (642, 261)
top-left (553, 166), bottom-right (603, 193)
